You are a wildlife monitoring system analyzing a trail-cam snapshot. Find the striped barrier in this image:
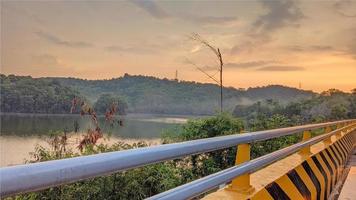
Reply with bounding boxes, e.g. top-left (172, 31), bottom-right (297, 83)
top-left (251, 131), bottom-right (354, 200)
